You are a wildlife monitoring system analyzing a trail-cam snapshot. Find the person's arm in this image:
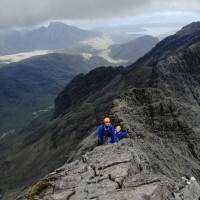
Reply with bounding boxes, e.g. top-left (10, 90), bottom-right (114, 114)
top-left (111, 126), bottom-right (118, 143)
top-left (118, 131), bottom-right (128, 139)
